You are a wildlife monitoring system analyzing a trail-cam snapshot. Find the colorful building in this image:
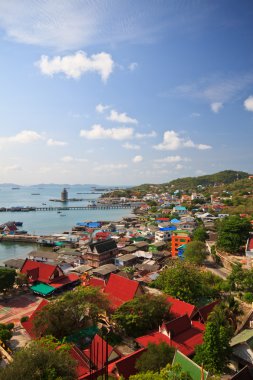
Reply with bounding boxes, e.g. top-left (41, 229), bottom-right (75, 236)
top-left (171, 231), bottom-right (191, 257)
